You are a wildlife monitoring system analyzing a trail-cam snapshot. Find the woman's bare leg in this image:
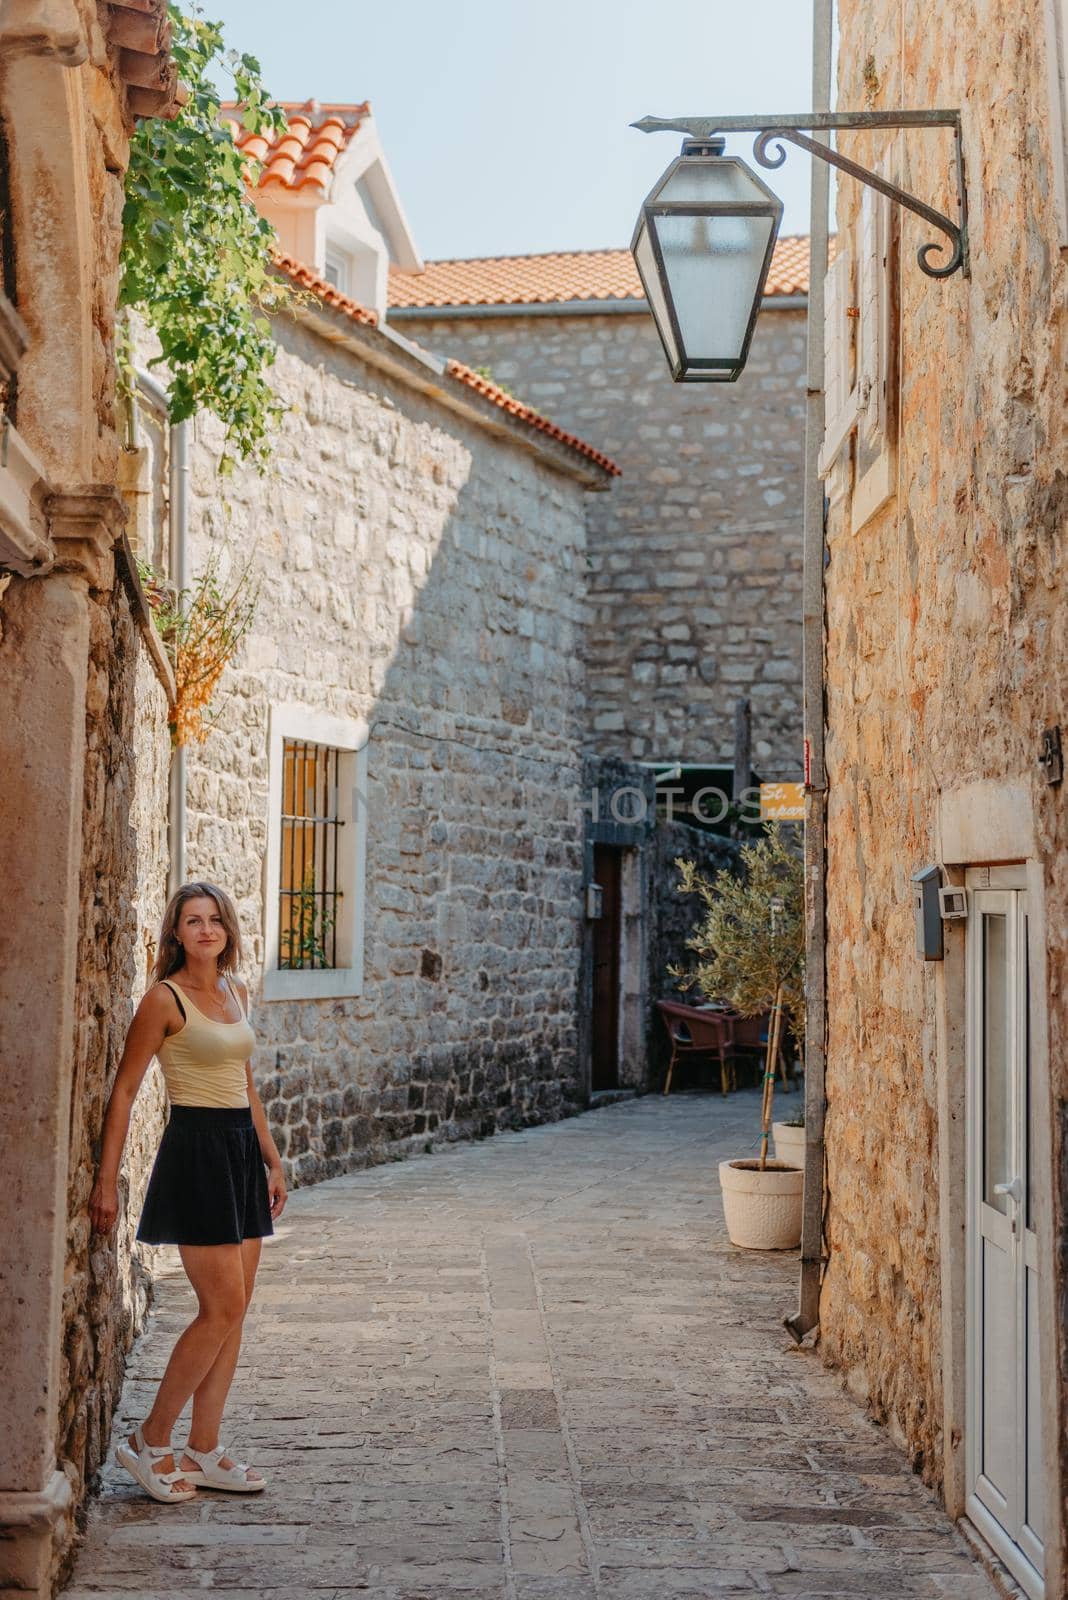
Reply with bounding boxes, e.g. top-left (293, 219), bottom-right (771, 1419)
top-left (133, 1243), bottom-right (247, 1485)
top-left (181, 1238), bottom-right (263, 1482)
